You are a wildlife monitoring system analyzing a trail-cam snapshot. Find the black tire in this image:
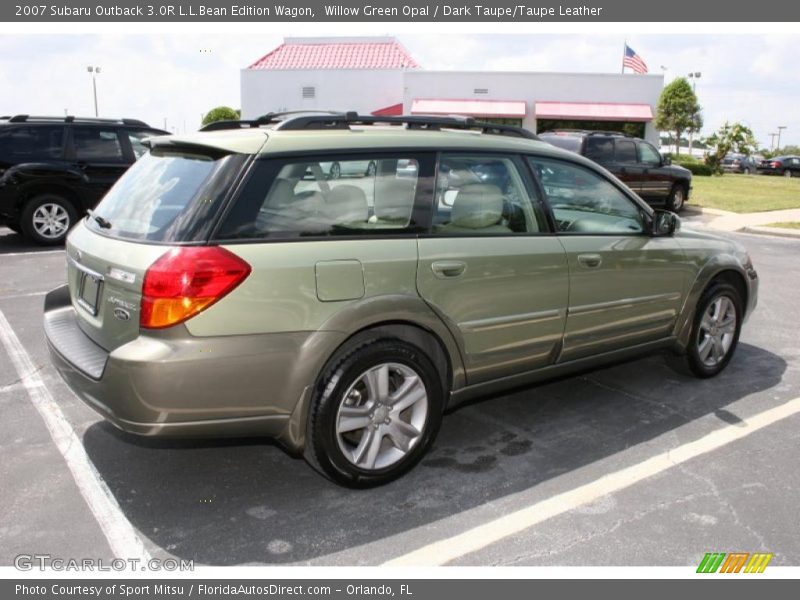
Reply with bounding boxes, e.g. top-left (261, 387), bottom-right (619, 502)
top-left (20, 194), bottom-right (77, 246)
top-left (667, 183), bottom-right (687, 213)
top-left (305, 338), bottom-right (444, 487)
top-left (785, 169), bottom-right (793, 178)
top-left (365, 161), bottom-right (377, 177)
top-left (743, 167), bottom-right (751, 175)
top-left (680, 281), bottom-right (743, 378)
top-left (329, 162), bottom-right (341, 180)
